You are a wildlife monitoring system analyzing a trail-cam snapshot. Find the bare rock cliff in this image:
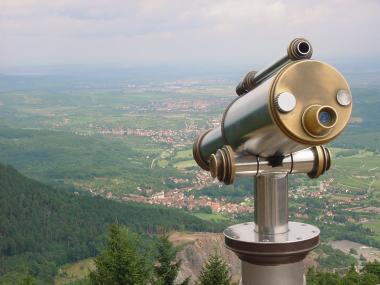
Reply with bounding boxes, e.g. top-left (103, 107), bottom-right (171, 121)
top-left (170, 232), bottom-right (241, 284)
top-left (170, 232), bottom-right (316, 284)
